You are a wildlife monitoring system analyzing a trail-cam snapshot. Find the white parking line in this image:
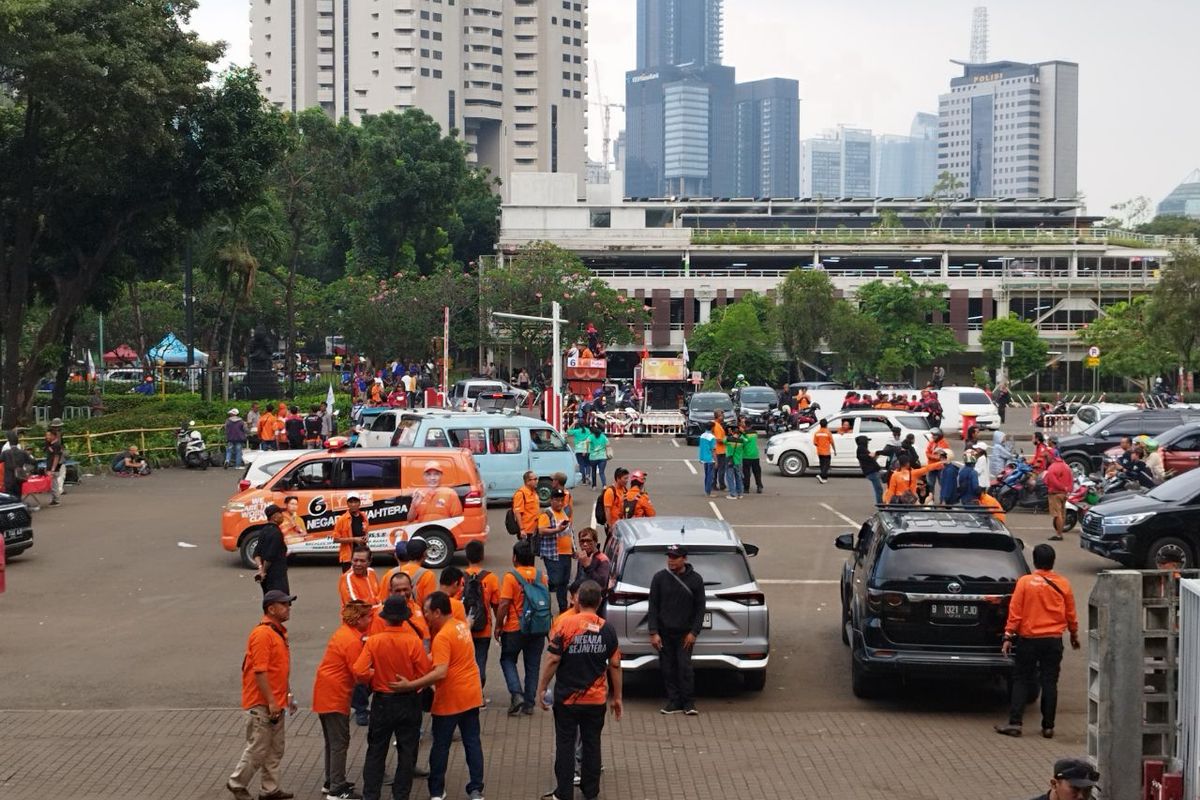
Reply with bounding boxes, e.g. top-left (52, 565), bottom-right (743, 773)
top-left (819, 502), bottom-right (860, 527)
top-left (708, 500), bottom-right (724, 521)
top-left (759, 579), bottom-right (839, 585)
top-left (683, 460), bottom-right (698, 475)
top-left (671, 438), bottom-right (680, 448)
